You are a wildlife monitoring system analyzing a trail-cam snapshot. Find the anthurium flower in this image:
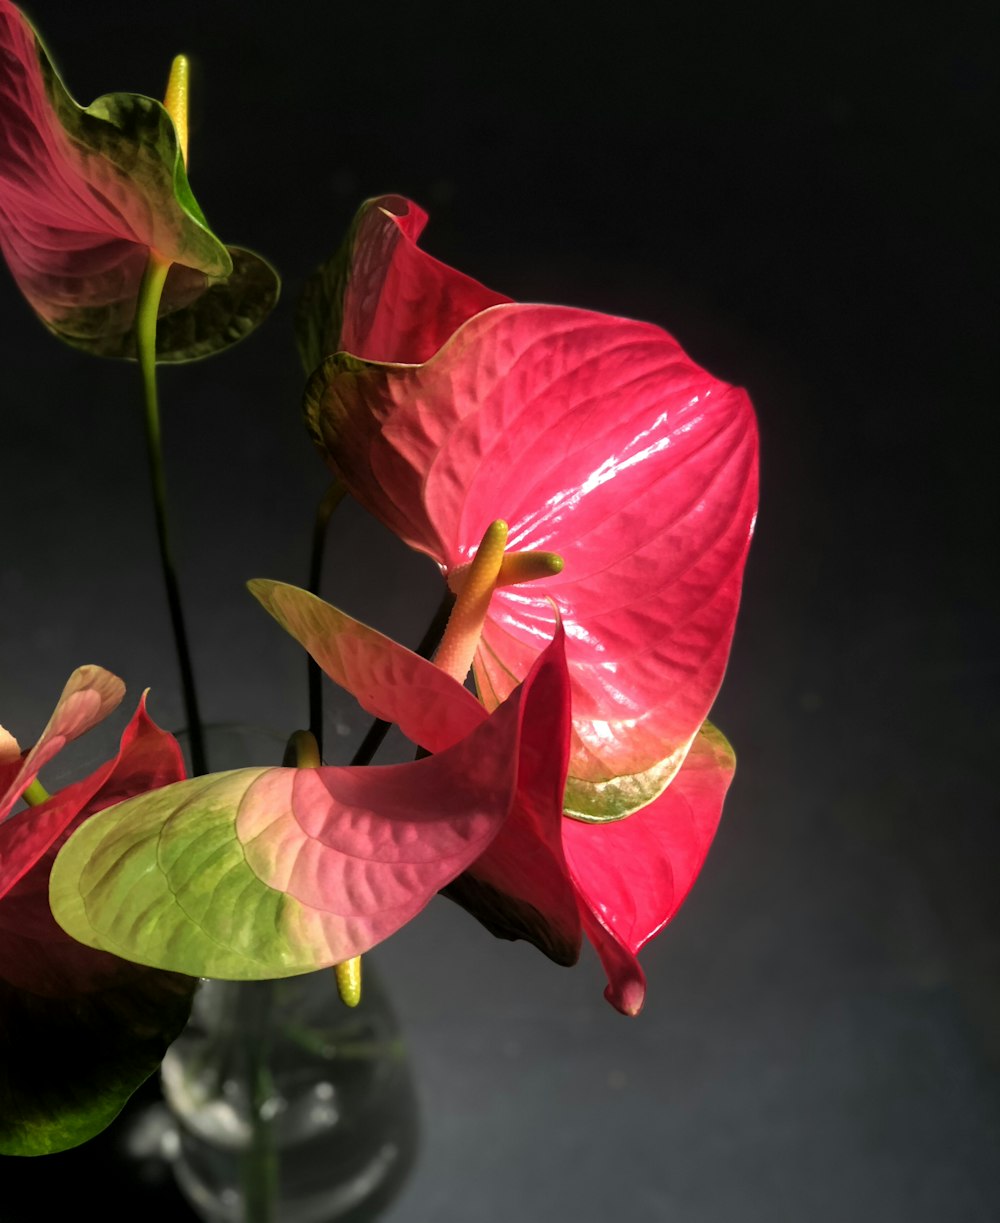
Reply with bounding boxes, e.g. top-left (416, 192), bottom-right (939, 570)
top-left (300, 196), bottom-right (758, 823)
top-left (0, 666), bottom-right (194, 1156)
top-left (0, 0), bottom-right (278, 359)
top-left (247, 580), bottom-right (737, 1015)
top-left (49, 629), bottom-right (573, 981)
